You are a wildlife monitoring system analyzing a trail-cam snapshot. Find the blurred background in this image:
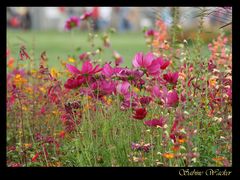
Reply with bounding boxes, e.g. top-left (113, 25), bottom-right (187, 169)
top-left (7, 7), bottom-right (232, 68)
top-left (7, 7), bottom-right (232, 32)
